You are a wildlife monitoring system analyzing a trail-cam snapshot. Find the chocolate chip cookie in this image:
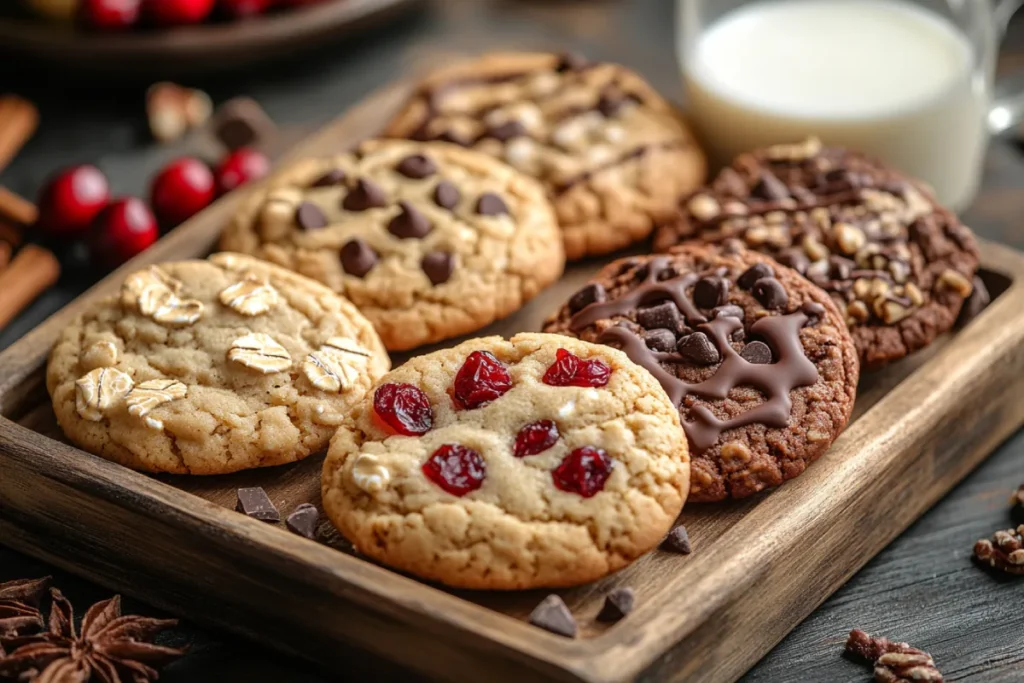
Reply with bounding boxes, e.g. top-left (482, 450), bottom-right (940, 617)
top-left (382, 51), bottom-right (707, 260)
top-left (321, 332), bottom-right (690, 589)
top-left (219, 138), bottom-right (564, 351)
top-left (653, 138), bottom-right (980, 369)
top-left (47, 253), bottom-right (390, 475)
top-left (544, 245), bottom-right (859, 502)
